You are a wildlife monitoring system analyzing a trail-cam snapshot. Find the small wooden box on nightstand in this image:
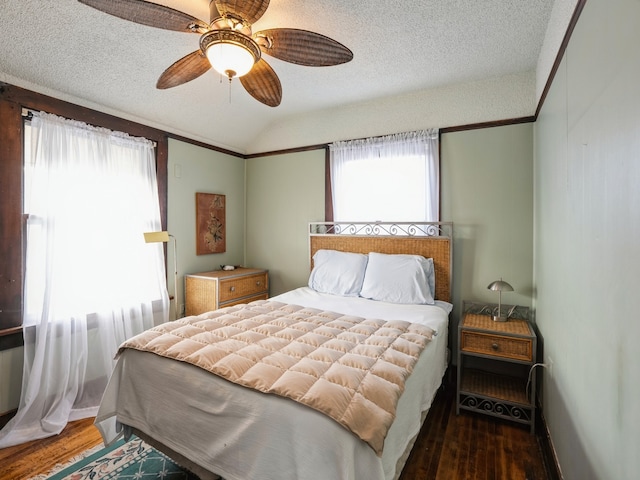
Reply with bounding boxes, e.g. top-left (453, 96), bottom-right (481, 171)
top-left (184, 268), bottom-right (269, 316)
top-left (457, 301), bottom-right (537, 433)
